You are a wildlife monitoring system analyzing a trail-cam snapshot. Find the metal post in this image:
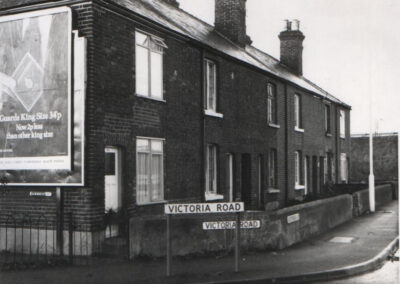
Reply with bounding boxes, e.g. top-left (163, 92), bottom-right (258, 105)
top-left (369, 87), bottom-right (375, 213)
top-left (68, 212), bottom-right (73, 265)
top-left (166, 214), bottom-right (172, 276)
top-left (56, 187), bottom-right (64, 256)
top-left (235, 212), bottom-right (240, 272)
